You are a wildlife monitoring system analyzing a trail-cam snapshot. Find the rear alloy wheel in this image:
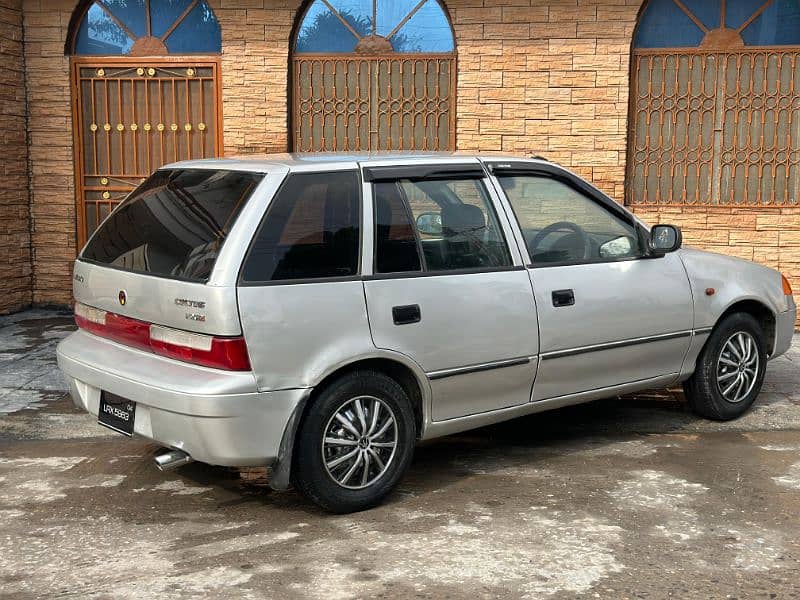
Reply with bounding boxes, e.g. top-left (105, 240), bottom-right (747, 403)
top-left (322, 395), bottom-right (398, 490)
top-left (684, 313), bottom-right (767, 421)
top-left (292, 371), bottom-right (415, 513)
